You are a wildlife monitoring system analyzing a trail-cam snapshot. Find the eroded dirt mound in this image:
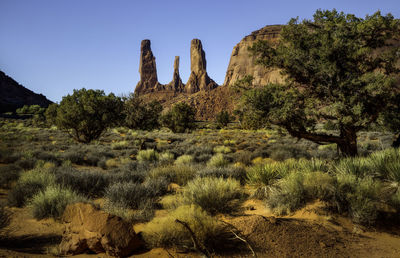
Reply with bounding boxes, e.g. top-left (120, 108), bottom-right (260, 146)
top-left (228, 215), bottom-right (357, 257)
